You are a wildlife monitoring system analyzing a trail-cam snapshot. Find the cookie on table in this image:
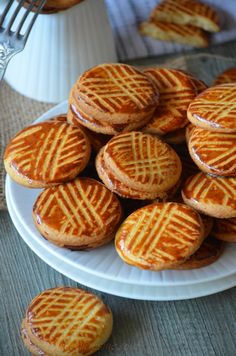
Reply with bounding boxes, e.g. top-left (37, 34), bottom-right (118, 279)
top-left (151, 0), bottom-right (220, 32)
top-left (96, 132), bottom-right (182, 200)
top-left (187, 84), bottom-right (236, 132)
top-left (21, 287), bottom-right (113, 356)
top-left (115, 202), bottom-right (204, 271)
top-left (4, 119), bottom-right (91, 188)
top-left (170, 236), bottom-right (224, 270)
top-left (33, 177), bottom-right (122, 249)
top-left (187, 127), bottom-right (236, 177)
top-left (182, 172), bottom-right (236, 218)
top-left (213, 67), bottom-right (236, 85)
top-left (142, 68), bottom-right (196, 135)
top-left (69, 63), bottom-right (159, 133)
top-left (212, 218), bottom-right (236, 243)
top-left (139, 21), bottom-right (209, 48)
